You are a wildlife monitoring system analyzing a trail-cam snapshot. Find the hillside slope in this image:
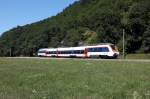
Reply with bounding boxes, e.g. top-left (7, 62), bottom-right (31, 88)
top-left (0, 0), bottom-right (150, 56)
